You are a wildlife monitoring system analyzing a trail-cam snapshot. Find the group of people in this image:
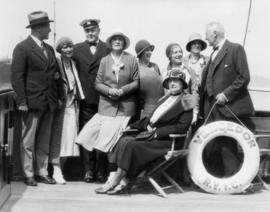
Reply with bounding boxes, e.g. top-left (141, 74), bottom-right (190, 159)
top-left (11, 10), bottom-right (255, 194)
